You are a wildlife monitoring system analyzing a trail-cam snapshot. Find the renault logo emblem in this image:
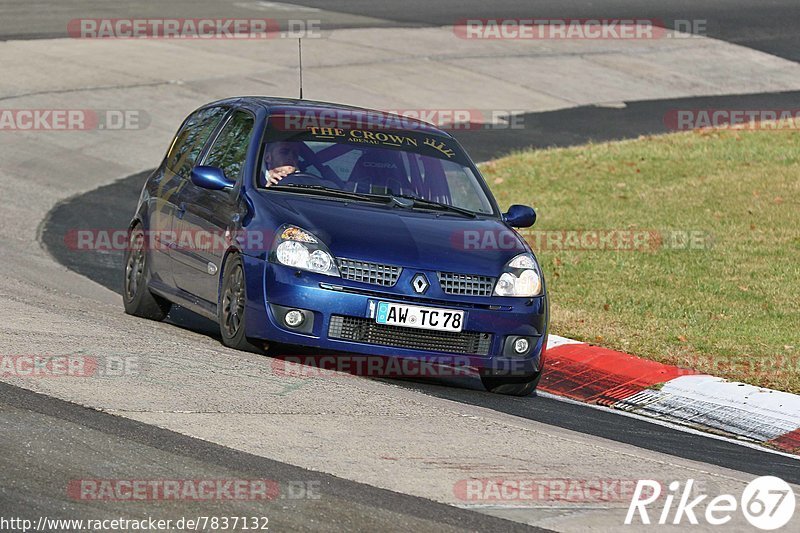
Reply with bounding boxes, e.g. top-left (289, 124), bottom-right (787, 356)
top-left (411, 273), bottom-right (429, 294)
